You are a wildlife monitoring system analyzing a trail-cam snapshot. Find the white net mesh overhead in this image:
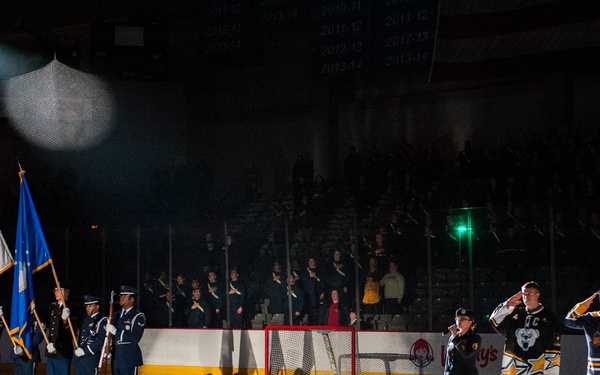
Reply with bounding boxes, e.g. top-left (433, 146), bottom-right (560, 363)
top-left (2, 59), bottom-right (116, 151)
